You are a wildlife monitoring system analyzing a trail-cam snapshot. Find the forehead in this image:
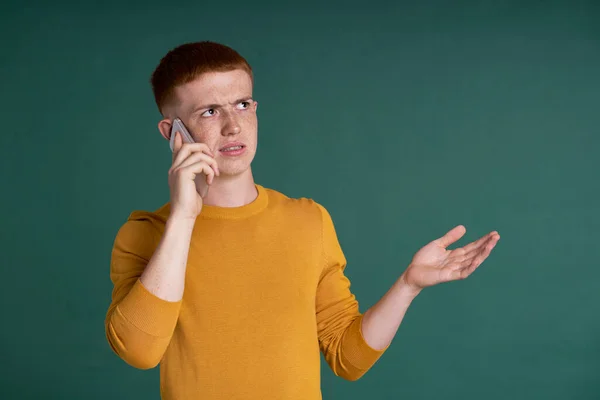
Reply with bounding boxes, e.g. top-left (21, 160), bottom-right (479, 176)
top-left (174, 69), bottom-right (253, 113)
